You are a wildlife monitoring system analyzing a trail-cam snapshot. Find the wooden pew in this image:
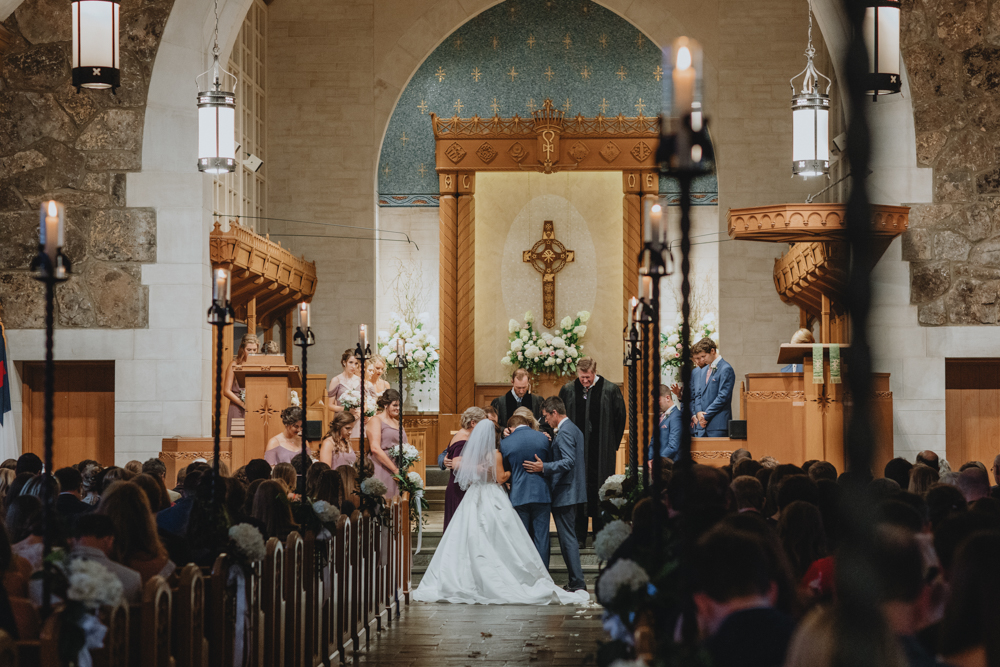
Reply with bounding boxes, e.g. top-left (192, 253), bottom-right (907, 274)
top-left (284, 532), bottom-right (306, 667)
top-left (172, 564), bottom-right (208, 667)
top-left (334, 515), bottom-right (351, 661)
top-left (140, 576), bottom-right (174, 667)
top-left (302, 531), bottom-right (327, 667)
top-left (348, 511), bottom-right (365, 655)
top-left (262, 538), bottom-right (286, 667)
top-left (206, 555), bottom-right (236, 667)
top-left (93, 596), bottom-right (130, 667)
top-left (402, 493), bottom-right (413, 603)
